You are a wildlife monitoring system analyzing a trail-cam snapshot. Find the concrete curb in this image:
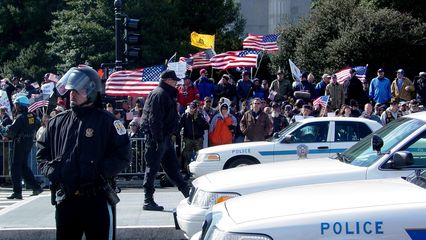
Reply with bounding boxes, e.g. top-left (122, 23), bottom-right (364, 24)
top-left (0, 226), bottom-right (186, 240)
